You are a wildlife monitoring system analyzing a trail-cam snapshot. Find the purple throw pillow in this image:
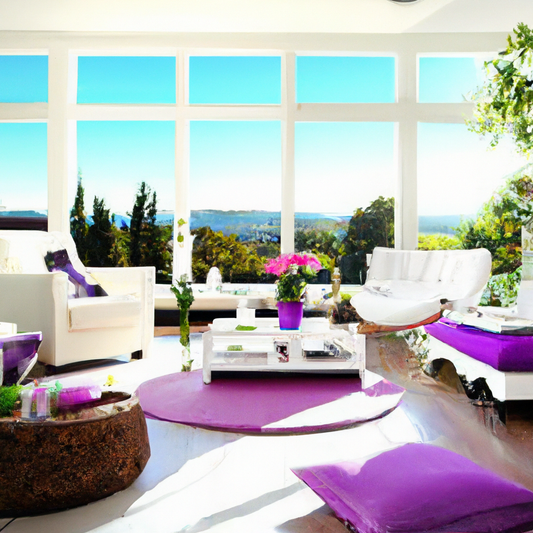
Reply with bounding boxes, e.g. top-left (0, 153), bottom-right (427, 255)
top-left (292, 443), bottom-right (533, 533)
top-left (45, 249), bottom-right (107, 297)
